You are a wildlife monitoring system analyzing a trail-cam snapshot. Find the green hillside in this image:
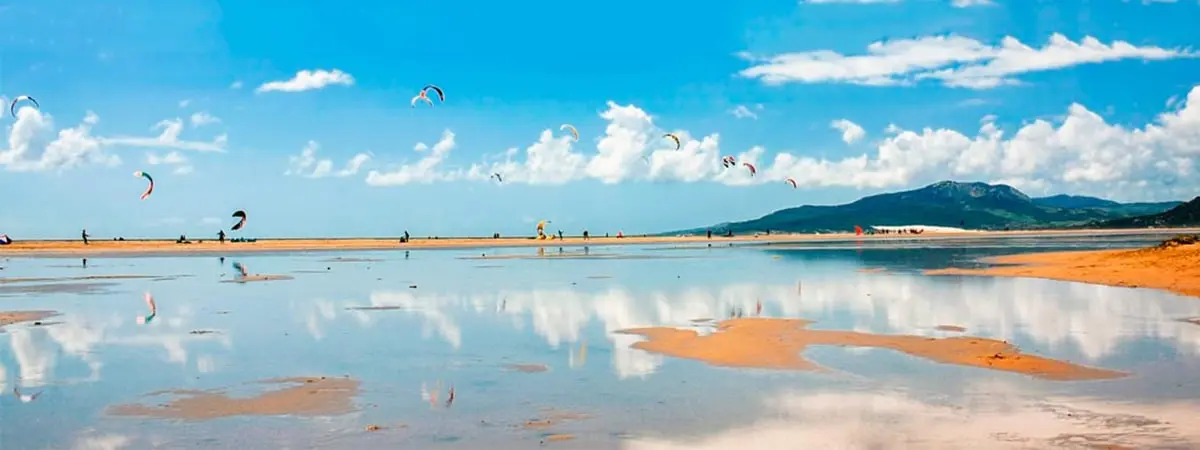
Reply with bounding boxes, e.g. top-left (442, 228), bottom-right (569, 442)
top-left (674, 181), bottom-right (1183, 235)
top-left (1089, 197), bottom-right (1200, 228)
